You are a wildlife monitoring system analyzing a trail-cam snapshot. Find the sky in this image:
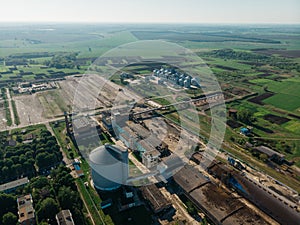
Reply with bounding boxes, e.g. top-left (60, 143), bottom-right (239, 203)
top-left (1, 0), bottom-right (300, 24)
